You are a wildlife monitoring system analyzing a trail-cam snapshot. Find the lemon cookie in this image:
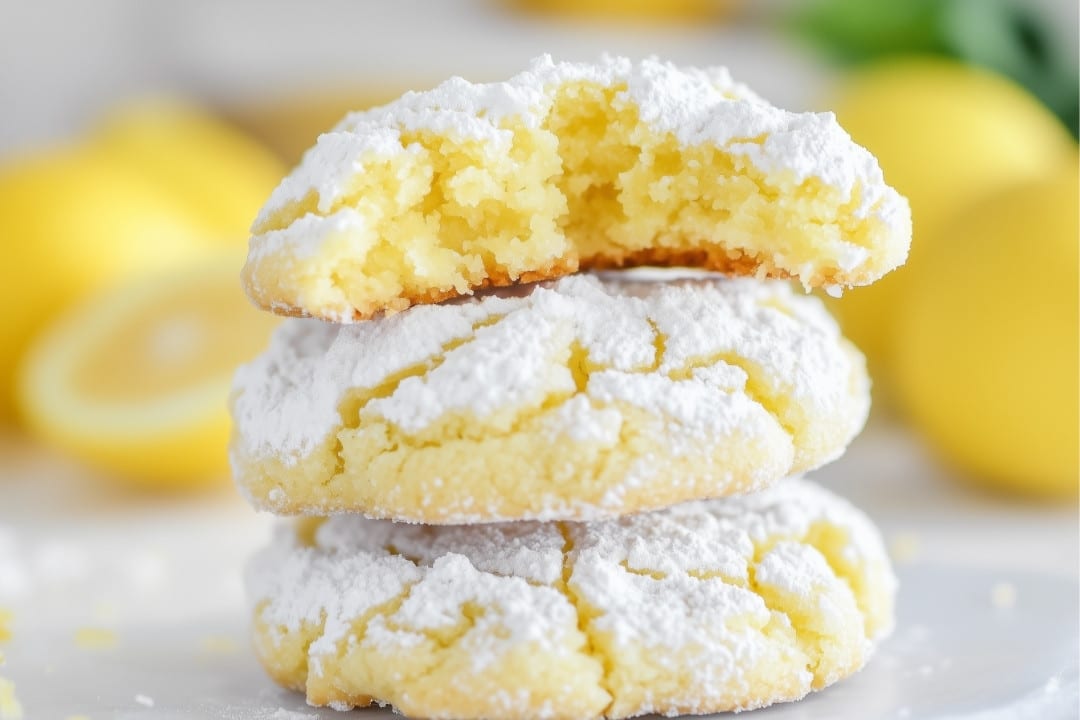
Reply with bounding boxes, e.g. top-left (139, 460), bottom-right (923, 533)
top-left (243, 55), bottom-right (911, 322)
top-left (247, 478), bottom-right (896, 718)
top-left (230, 273), bottom-right (869, 522)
